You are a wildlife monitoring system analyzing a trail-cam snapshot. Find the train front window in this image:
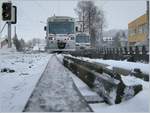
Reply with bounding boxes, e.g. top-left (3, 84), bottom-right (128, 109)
top-left (49, 22), bottom-right (74, 34)
top-left (76, 35), bottom-right (90, 43)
